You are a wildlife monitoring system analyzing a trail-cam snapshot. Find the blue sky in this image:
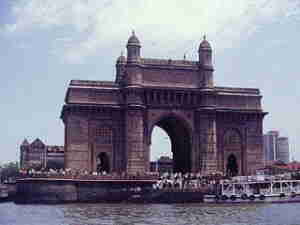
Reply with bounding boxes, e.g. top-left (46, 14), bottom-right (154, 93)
top-left (0, 0), bottom-right (300, 164)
